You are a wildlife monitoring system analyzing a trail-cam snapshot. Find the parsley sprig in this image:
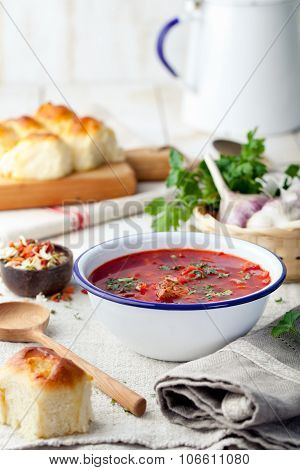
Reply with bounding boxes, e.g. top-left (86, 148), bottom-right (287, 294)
top-left (145, 129), bottom-right (267, 231)
top-left (271, 307), bottom-right (300, 338)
